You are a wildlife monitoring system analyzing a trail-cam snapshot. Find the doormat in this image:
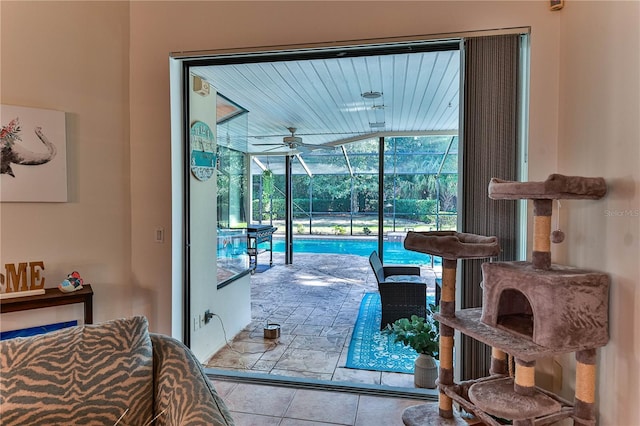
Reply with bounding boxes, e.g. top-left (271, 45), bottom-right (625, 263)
top-left (345, 292), bottom-right (418, 374)
top-left (254, 264), bottom-right (273, 273)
